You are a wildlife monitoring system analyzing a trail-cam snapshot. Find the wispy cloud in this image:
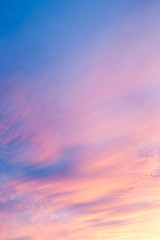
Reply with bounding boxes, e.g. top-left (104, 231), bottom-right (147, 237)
top-left (1, 0), bottom-right (160, 240)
